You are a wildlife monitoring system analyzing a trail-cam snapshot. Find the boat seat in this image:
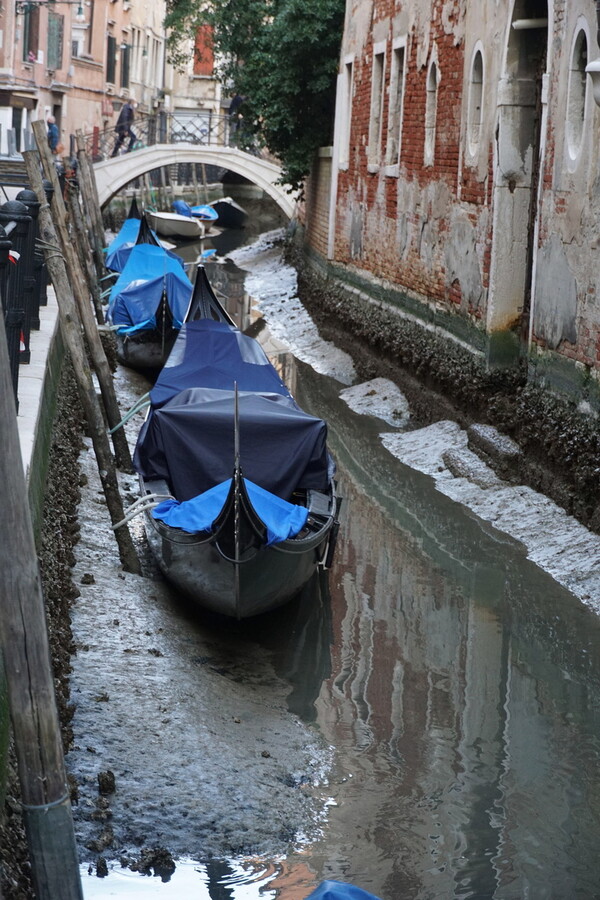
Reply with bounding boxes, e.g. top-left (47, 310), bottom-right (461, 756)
top-left (307, 490), bottom-right (331, 518)
top-left (144, 478), bottom-right (172, 498)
